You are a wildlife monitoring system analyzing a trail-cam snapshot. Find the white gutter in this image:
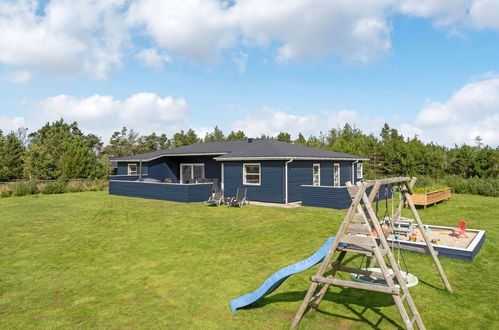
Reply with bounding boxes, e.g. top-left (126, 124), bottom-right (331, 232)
top-left (221, 163), bottom-right (224, 190)
top-left (352, 160), bottom-right (359, 183)
top-left (285, 158), bottom-right (293, 204)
